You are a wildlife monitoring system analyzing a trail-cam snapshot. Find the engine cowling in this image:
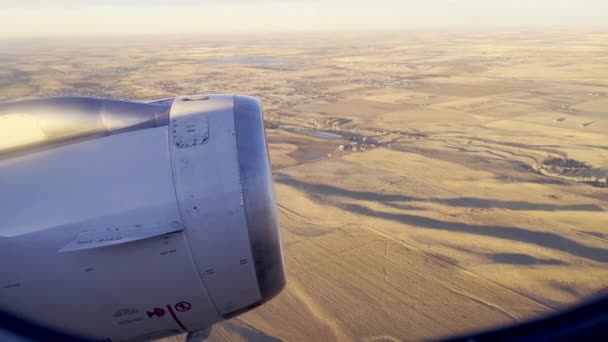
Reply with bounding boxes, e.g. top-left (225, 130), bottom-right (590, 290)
top-left (0, 95), bottom-right (285, 341)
